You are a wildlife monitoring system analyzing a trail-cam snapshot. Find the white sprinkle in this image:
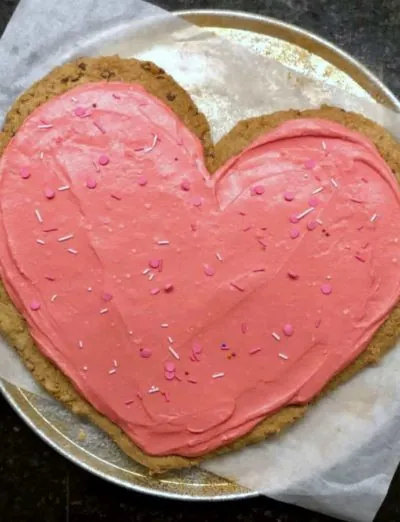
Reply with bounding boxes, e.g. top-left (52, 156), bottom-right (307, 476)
top-left (321, 140), bottom-right (327, 151)
top-left (148, 273), bottom-right (155, 281)
top-left (168, 346), bottom-right (180, 360)
top-left (113, 359), bottom-right (118, 367)
top-left (148, 386), bottom-right (160, 394)
top-left (50, 294), bottom-right (58, 302)
top-left (312, 186), bottom-right (324, 195)
top-left (100, 308), bottom-right (109, 314)
top-left (160, 323), bottom-right (169, 328)
top-left (216, 252), bottom-right (223, 262)
top-left (58, 234), bottom-right (74, 242)
top-left (326, 275), bottom-right (332, 280)
top-left (78, 340), bottom-right (84, 349)
top-left (36, 239), bottom-right (45, 245)
top-left (142, 268), bottom-right (151, 275)
top-left (67, 248), bottom-right (78, 255)
top-left (82, 366), bottom-right (88, 372)
top-left (38, 124), bottom-right (53, 129)
top-left (330, 177), bottom-right (338, 188)
top-left (34, 209), bottom-right (43, 223)
top-left (87, 287), bottom-right (92, 292)
top-left (316, 219), bottom-right (323, 225)
top-left (128, 330), bottom-right (133, 335)
top-left (108, 368), bottom-right (117, 375)
top-left (157, 240), bottom-right (170, 245)
top-left (212, 372), bottom-right (225, 379)
top-left (296, 207), bottom-right (314, 220)
top-left (272, 332), bottom-right (281, 341)
top-left (167, 336), bottom-right (174, 344)
top-left (39, 152), bottom-right (44, 159)
top-left (370, 213), bottom-right (378, 223)
top-left (278, 353), bottom-right (288, 360)
top-left (58, 185), bottom-right (70, 191)
top-left (144, 133), bottom-right (158, 153)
